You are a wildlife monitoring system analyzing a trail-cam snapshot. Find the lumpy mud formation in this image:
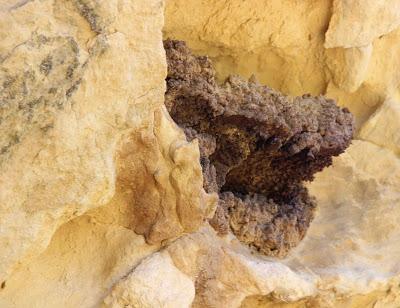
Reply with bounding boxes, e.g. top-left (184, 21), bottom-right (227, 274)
top-left (164, 39), bottom-right (354, 257)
